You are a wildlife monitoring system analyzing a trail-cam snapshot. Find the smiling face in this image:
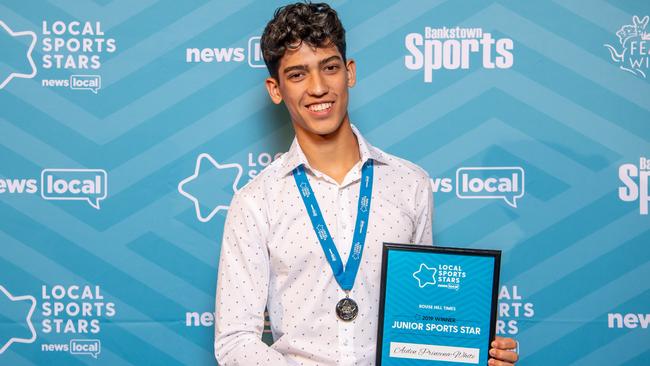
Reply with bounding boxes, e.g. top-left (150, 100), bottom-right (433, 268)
top-left (265, 42), bottom-right (356, 139)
